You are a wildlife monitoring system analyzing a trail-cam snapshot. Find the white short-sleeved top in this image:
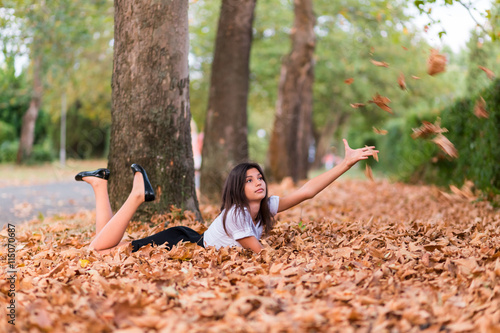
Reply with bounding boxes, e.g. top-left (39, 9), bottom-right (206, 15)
top-left (203, 196), bottom-right (279, 249)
